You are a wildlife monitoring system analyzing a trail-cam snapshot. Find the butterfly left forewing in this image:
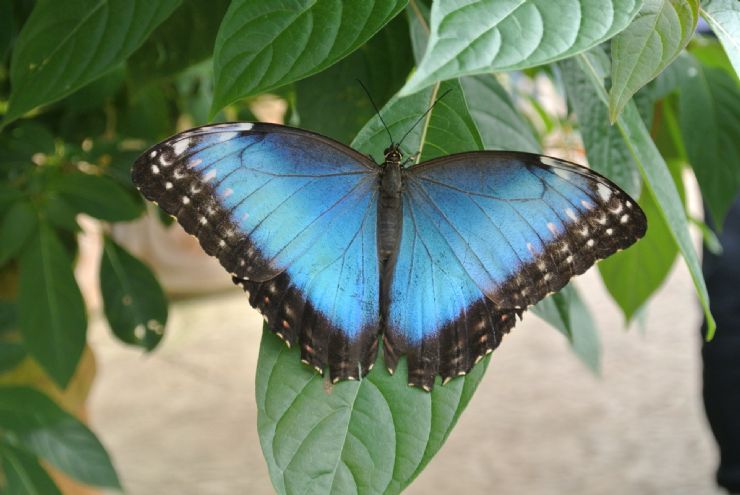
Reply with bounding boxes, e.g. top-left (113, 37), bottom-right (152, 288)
top-left (132, 122), bottom-right (383, 382)
top-left (384, 151), bottom-right (646, 389)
